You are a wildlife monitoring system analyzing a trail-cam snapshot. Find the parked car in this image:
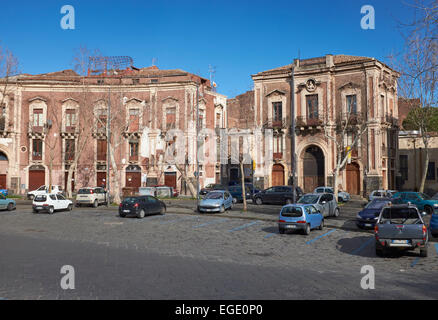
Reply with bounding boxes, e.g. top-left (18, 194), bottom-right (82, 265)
top-left (369, 190), bottom-right (389, 201)
top-left (356, 197), bottom-right (392, 229)
top-left (297, 193), bottom-right (340, 217)
top-left (227, 185), bottom-right (251, 203)
top-left (75, 187), bottom-right (107, 207)
top-left (198, 190), bottom-right (233, 213)
top-left (27, 185), bottom-right (64, 200)
top-left (433, 192), bottom-right (438, 200)
top-left (0, 193), bottom-right (15, 211)
top-left (0, 189), bottom-right (8, 196)
top-left (32, 193), bottom-right (73, 214)
top-left (314, 186), bottom-right (350, 202)
top-left (374, 203), bottom-right (429, 257)
top-left (253, 186), bottom-right (300, 205)
top-left (391, 191), bottom-right (438, 215)
top-left (278, 204), bottom-right (324, 235)
top-left (138, 187), bottom-right (156, 196)
top-left (200, 184), bottom-right (226, 196)
top-left (119, 195), bottom-right (166, 218)
top-left (385, 190), bottom-right (398, 198)
top-left (430, 207), bottom-right (438, 238)
top-left (152, 185), bottom-right (179, 198)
